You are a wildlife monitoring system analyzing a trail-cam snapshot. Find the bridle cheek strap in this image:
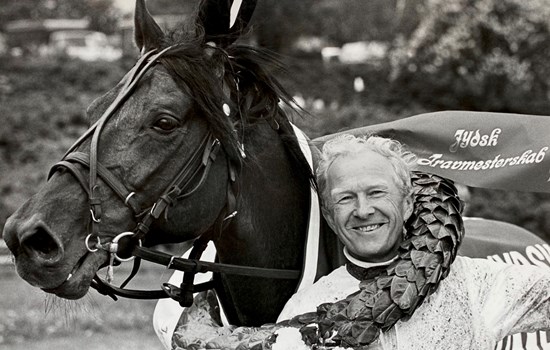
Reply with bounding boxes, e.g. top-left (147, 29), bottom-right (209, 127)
top-left (130, 133), bottom-right (221, 241)
top-left (162, 154), bottom-right (240, 307)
